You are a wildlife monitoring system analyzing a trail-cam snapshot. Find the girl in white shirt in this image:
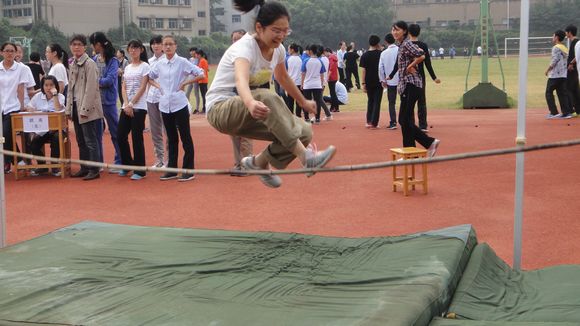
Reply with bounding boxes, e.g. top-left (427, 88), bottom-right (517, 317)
top-left (45, 43), bottom-right (69, 96)
top-left (25, 75), bottom-right (66, 176)
top-left (301, 44), bottom-right (332, 124)
top-left (1, 42), bottom-right (31, 173)
top-left (205, 0), bottom-right (336, 188)
top-left (118, 40), bottom-right (150, 180)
